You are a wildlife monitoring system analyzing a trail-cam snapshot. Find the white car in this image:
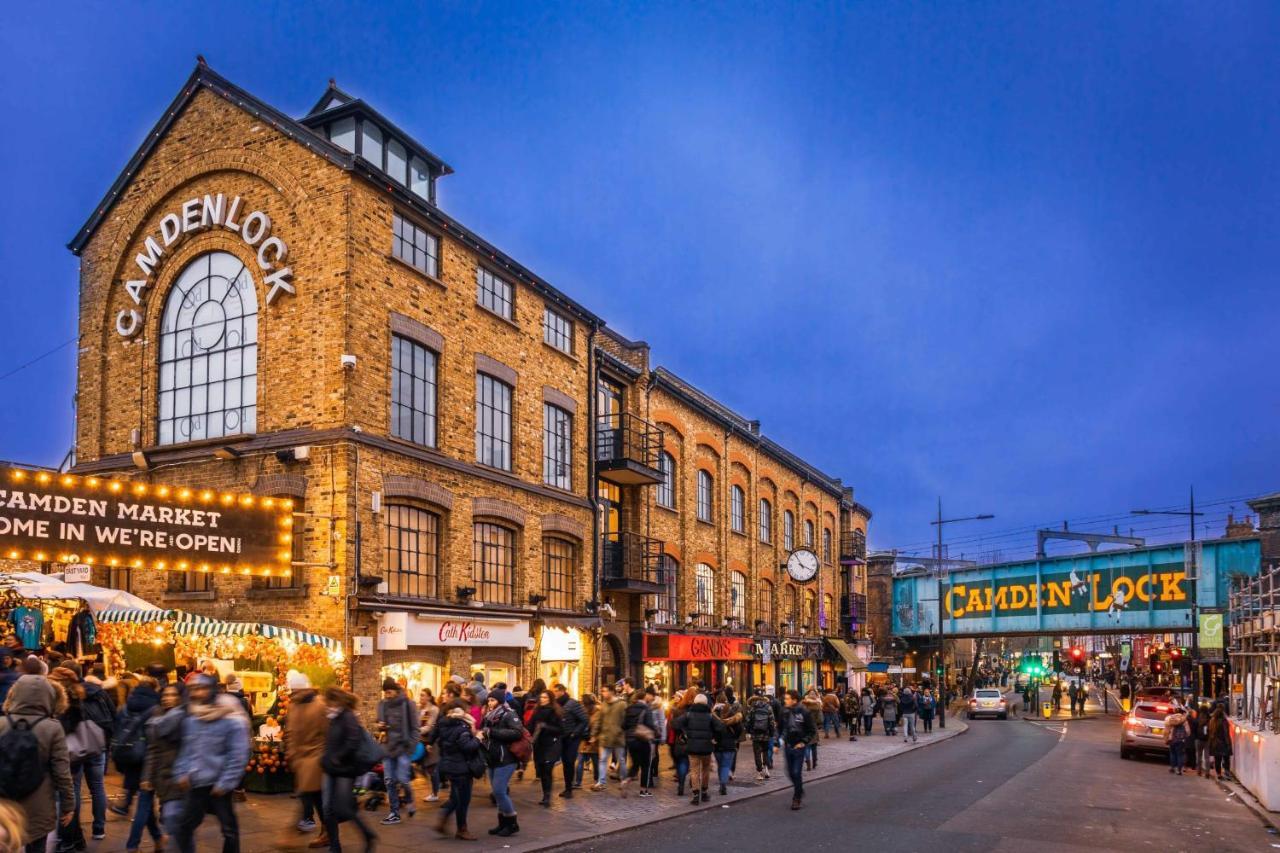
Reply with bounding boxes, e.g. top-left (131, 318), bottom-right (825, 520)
top-left (967, 688), bottom-right (1009, 720)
